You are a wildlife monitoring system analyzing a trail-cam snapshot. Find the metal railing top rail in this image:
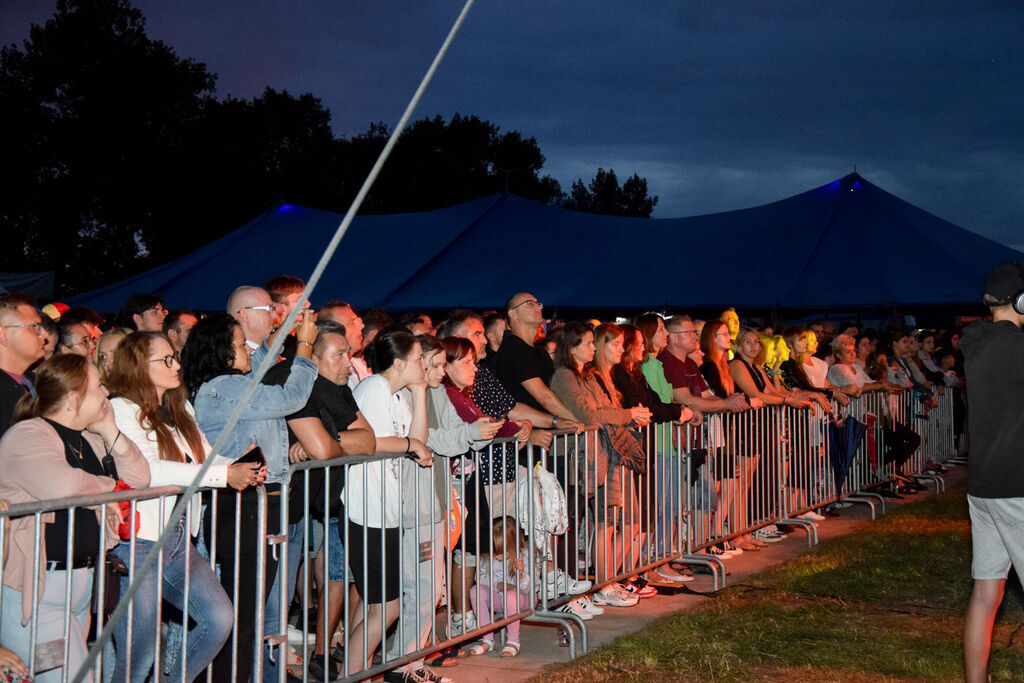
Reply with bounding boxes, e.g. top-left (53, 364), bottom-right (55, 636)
top-left (0, 485), bottom-right (188, 519)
